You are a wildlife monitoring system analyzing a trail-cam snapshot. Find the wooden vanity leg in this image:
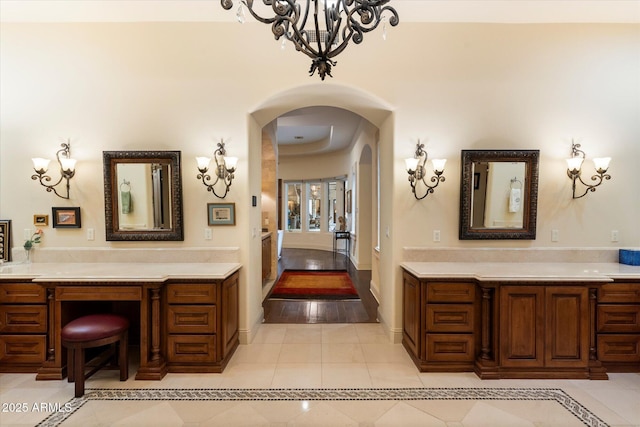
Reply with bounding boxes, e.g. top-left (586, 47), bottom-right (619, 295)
top-left (135, 284), bottom-right (167, 380)
top-left (151, 287), bottom-right (161, 362)
top-left (475, 285), bottom-right (499, 379)
top-left (36, 288), bottom-right (63, 380)
top-left (588, 287), bottom-right (608, 380)
top-left (481, 287), bottom-right (492, 360)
